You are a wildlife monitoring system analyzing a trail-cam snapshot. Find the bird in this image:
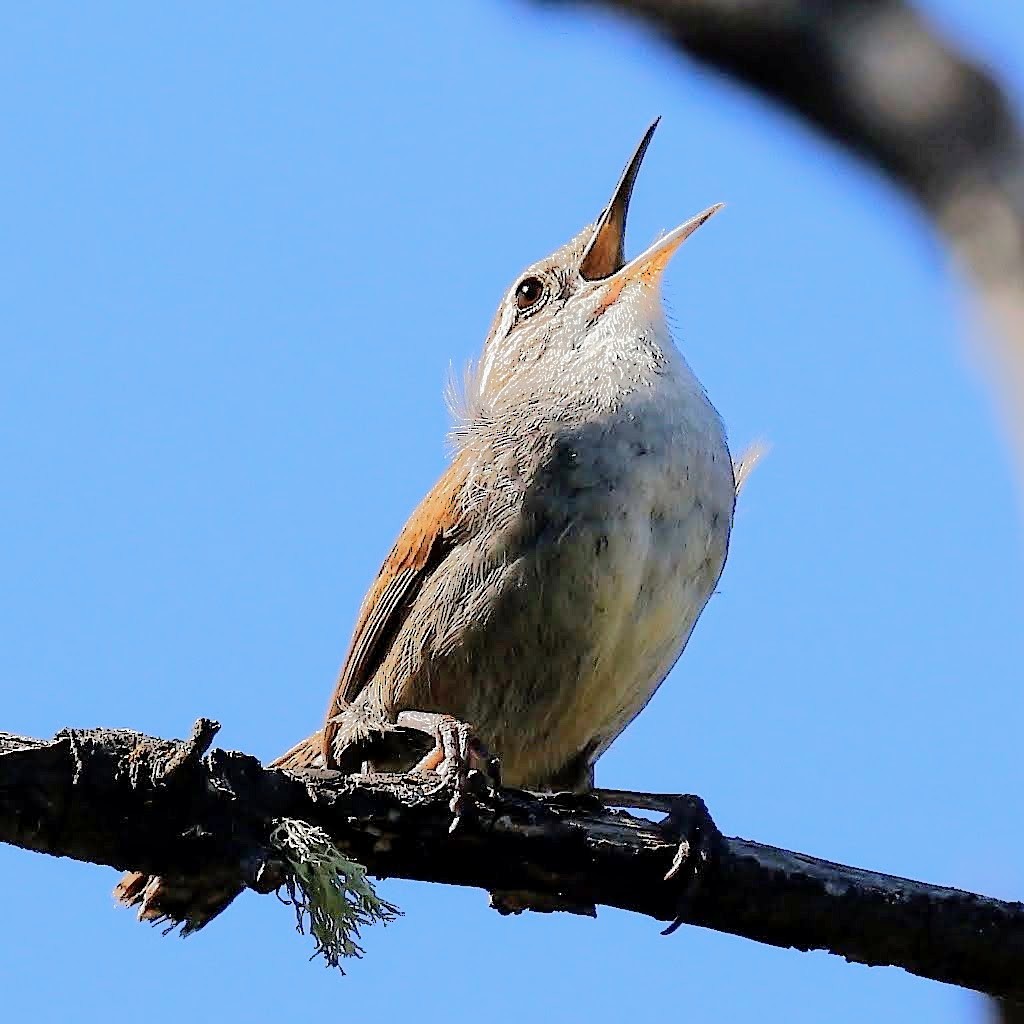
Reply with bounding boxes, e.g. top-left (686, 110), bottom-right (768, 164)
top-left (115, 118), bottom-right (745, 931)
